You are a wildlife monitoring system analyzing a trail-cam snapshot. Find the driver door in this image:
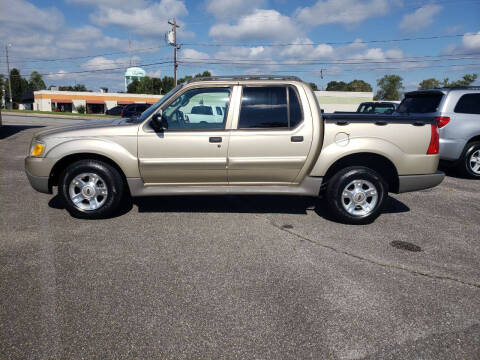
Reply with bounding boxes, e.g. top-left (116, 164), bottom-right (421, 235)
top-left (137, 86), bottom-right (232, 185)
